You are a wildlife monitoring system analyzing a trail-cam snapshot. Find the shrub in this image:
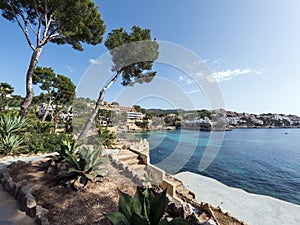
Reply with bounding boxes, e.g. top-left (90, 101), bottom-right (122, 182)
top-left (22, 116), bottom-right (69, 154)
top-left (106, 187), bottom-right (189, 225)
top-left (97, 126), bottom-right (116, 147)
top-left (23, 130), bottom-right (68, 154)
